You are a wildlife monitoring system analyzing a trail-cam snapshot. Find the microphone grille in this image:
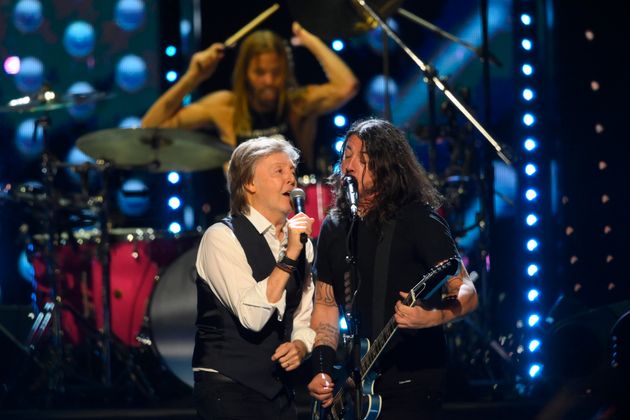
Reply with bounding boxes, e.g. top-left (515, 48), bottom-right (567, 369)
top-left (289, 188), bottom-right (305, 200)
